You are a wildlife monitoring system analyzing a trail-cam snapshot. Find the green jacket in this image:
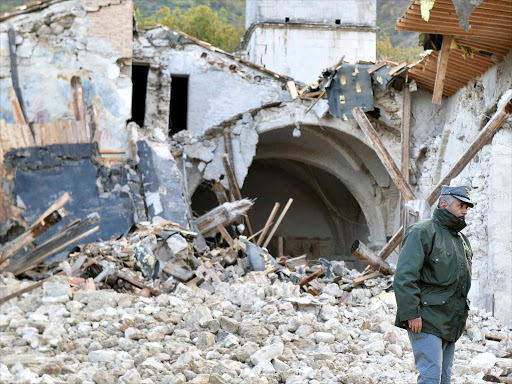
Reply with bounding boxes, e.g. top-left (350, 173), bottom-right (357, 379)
top-left (394, 208), bottom-right (472, 342)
